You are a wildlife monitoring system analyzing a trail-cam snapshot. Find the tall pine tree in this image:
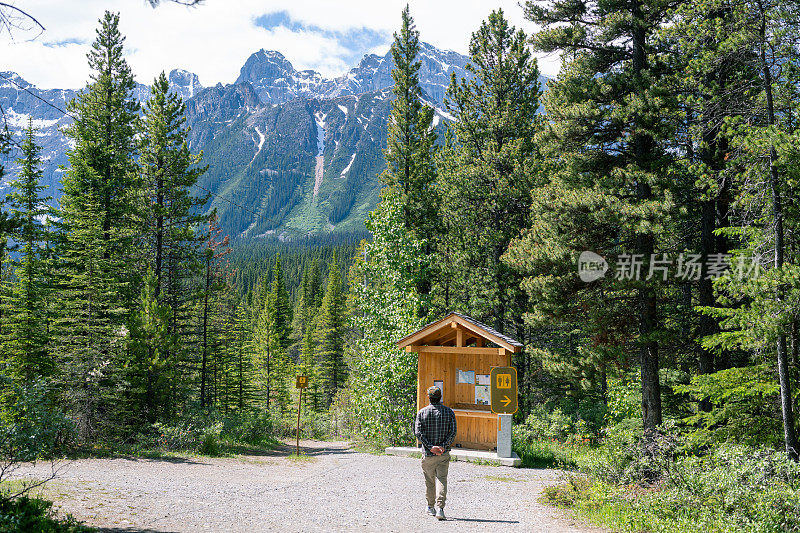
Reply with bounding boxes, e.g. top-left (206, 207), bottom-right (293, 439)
top-left (5, 119), bottom-right (52, 383)
top-left (138, 71), bottom-right (208, 417)
top-left (523, 0), bottom-right (679, 433)
top-left (382, 5), bottom-right (438, 312)
top-left (438, 9), bottom-right (540, 339)
top-left (54, 11), bottom-right (140, 440)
